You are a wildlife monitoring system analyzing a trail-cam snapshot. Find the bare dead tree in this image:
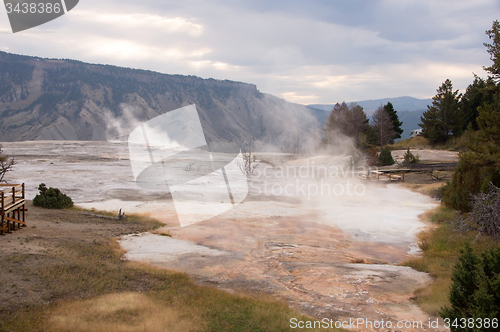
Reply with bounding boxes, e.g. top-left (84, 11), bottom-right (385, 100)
top-left (81, 208), bottom-right (127, 220)
top-left (184, 161), bottom-right (196, 172)
top-left (236, 137), bottom-right (257, 175)
top-left (451, 183), bottom-right (500, 240)
top-left (468, 183), bottom-right (500, 240)
top-left (0, 144), bottom-right (15, 183)
top-left (372, 105), bottom-right (396, 147)
top-left (428, 169), bottom-right (445, 181)
top-left (236, 155), bottom-right (257, 175)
